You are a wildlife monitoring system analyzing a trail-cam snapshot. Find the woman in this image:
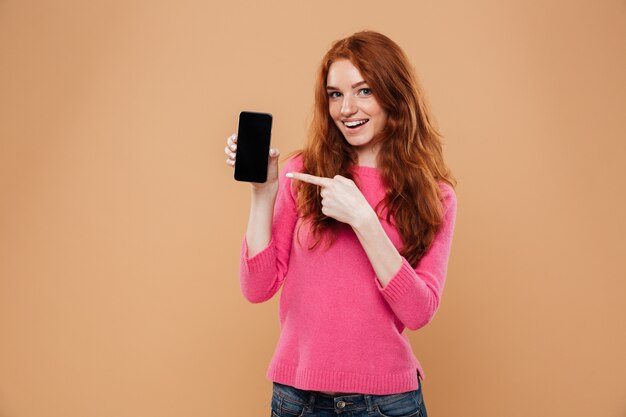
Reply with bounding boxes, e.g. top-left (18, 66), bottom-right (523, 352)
top-left (225, 30), bottom-right (456, 417)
